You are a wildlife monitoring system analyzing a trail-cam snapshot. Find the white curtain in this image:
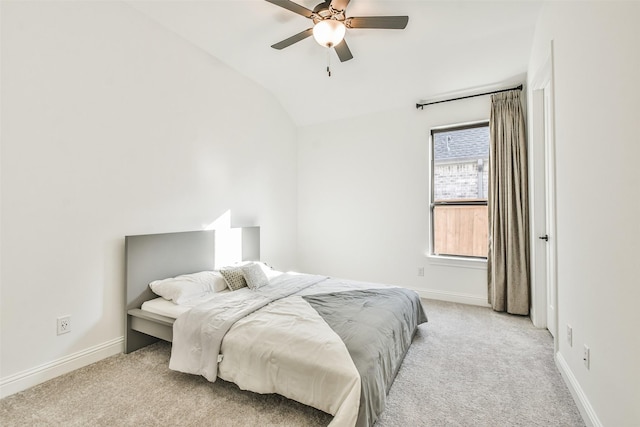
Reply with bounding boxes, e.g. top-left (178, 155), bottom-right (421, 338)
top-left (487, 90), bottom-right (530, 315)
